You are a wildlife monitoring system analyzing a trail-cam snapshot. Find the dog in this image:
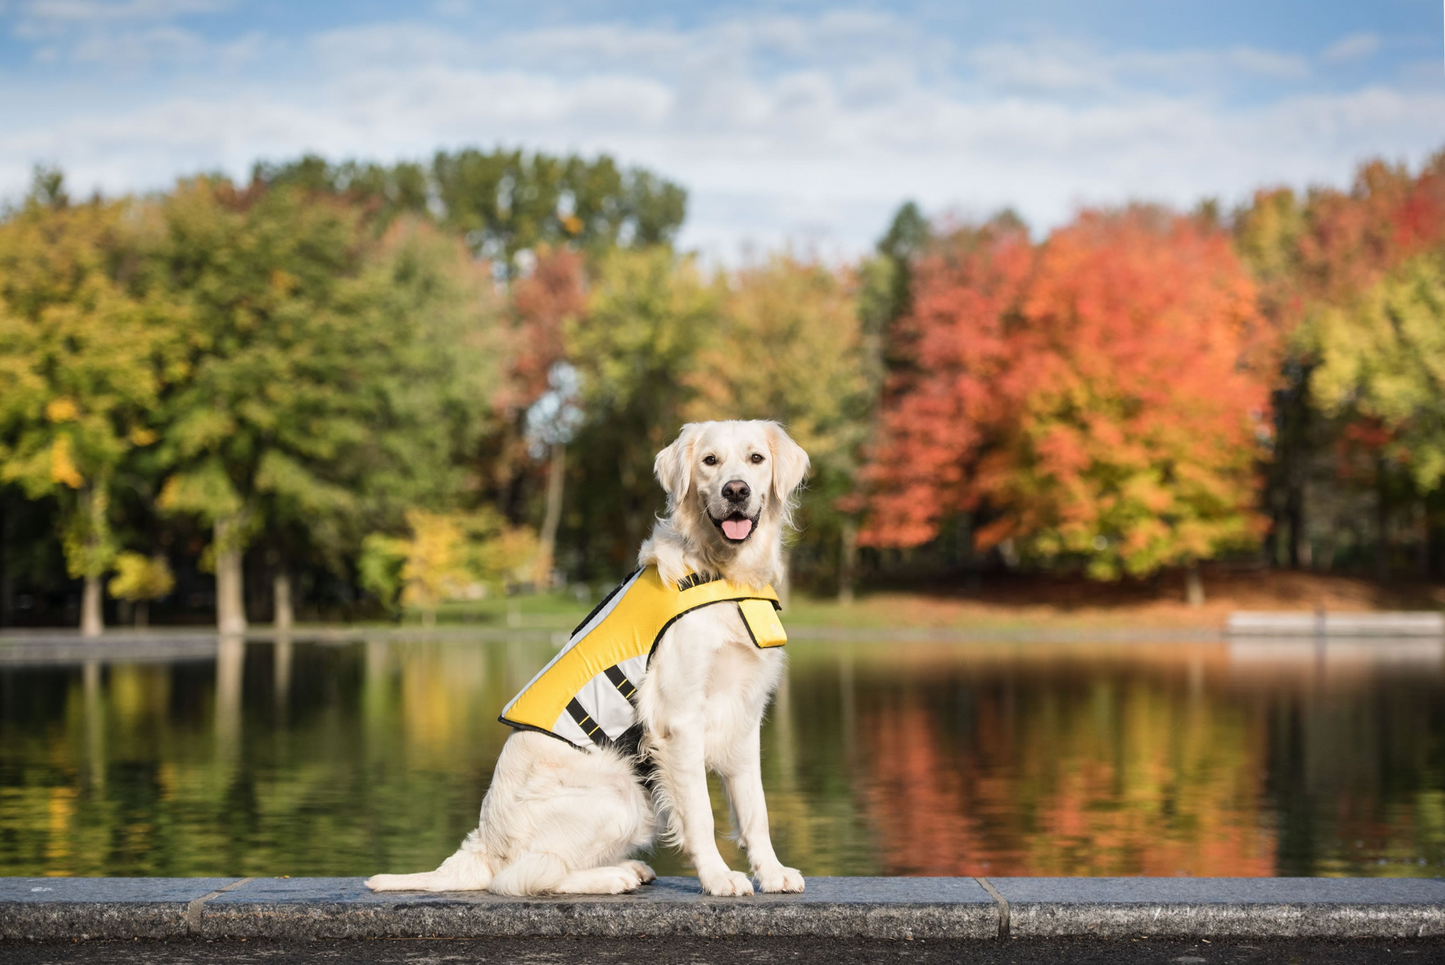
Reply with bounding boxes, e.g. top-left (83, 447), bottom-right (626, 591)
top-left (365, 419), bottom-right (810, 896)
